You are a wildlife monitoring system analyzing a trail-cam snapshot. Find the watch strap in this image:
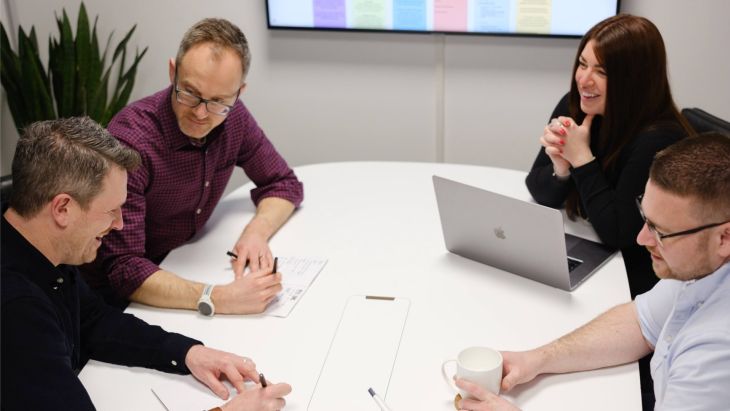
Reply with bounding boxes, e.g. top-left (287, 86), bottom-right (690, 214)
top-left (202, 284), bottom-right (214, 298)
